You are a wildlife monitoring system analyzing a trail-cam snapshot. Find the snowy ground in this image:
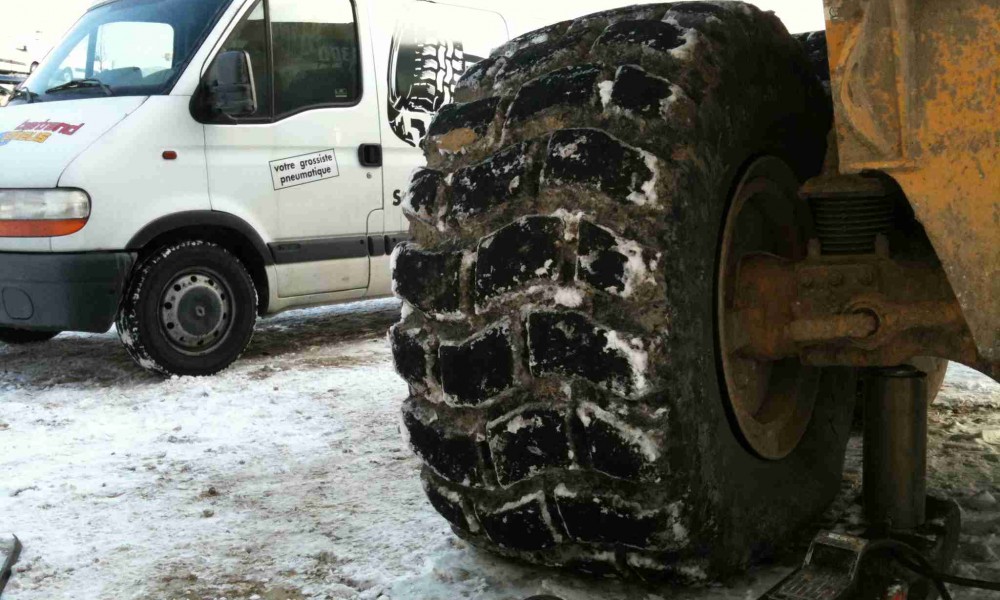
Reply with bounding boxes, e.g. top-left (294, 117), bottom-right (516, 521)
top-left (1, 299), bottom-right (997, 600)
